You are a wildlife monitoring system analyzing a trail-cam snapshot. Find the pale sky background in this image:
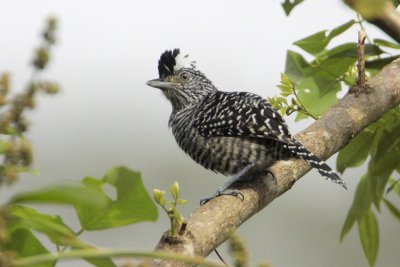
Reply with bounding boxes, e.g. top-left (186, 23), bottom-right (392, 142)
top-left (0, 0), bottom-right (399, 266)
